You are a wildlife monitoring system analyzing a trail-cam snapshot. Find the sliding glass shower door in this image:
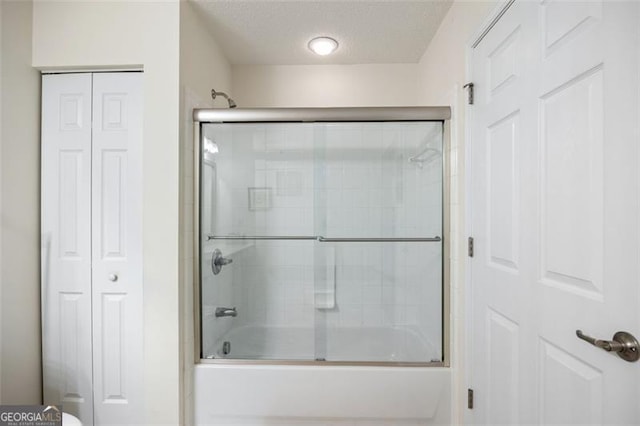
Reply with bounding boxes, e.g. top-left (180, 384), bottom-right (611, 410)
top-left (199, 118), bottom-right (444, 364)
top-left (312, 122), bottom-right (443, 363)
